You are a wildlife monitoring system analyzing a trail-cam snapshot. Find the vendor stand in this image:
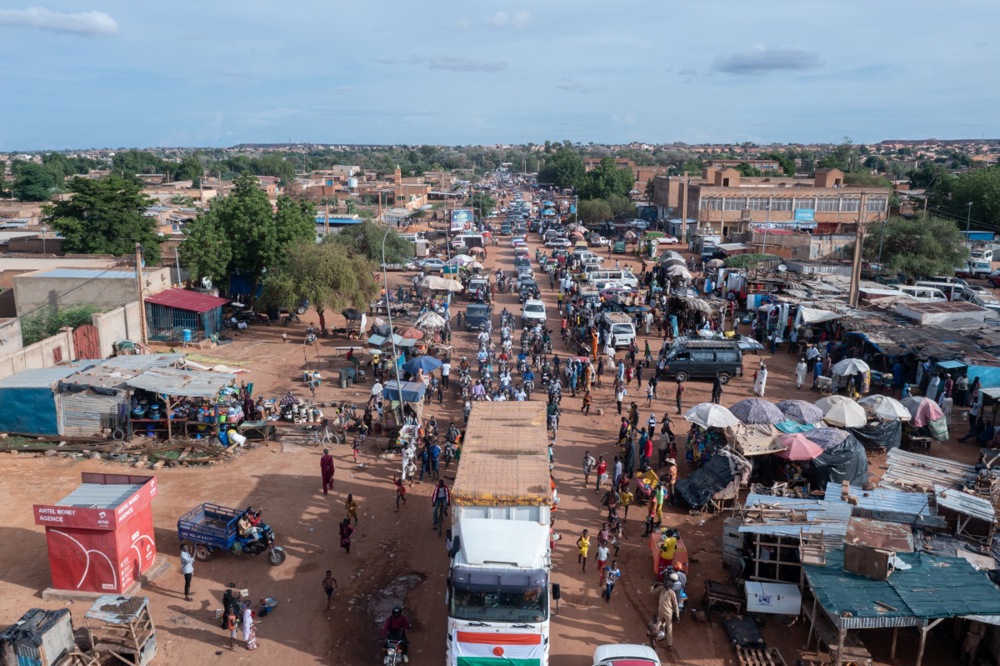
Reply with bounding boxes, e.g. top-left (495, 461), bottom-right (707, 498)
top-left (648, 527), bottom-right (689, 579)
top-left (84, 595), bottom-right (156, 666)
top-left (124, 367), bottom-right (238, 442)
top-left (382, 380), bottom-right (426, 433)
